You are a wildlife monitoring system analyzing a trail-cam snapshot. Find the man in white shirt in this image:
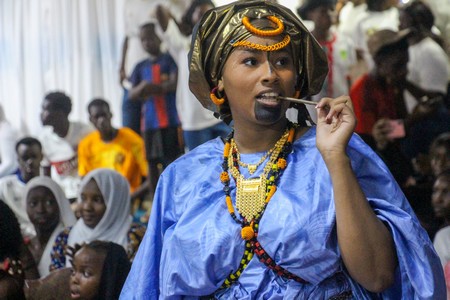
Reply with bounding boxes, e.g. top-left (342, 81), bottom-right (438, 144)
top-left (38, 92), bottom-right (93, 201)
